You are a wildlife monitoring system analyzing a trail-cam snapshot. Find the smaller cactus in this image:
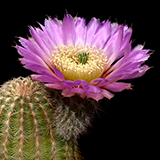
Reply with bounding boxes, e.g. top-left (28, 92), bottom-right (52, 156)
top-left (0, 77), bottom-right (81, 160)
